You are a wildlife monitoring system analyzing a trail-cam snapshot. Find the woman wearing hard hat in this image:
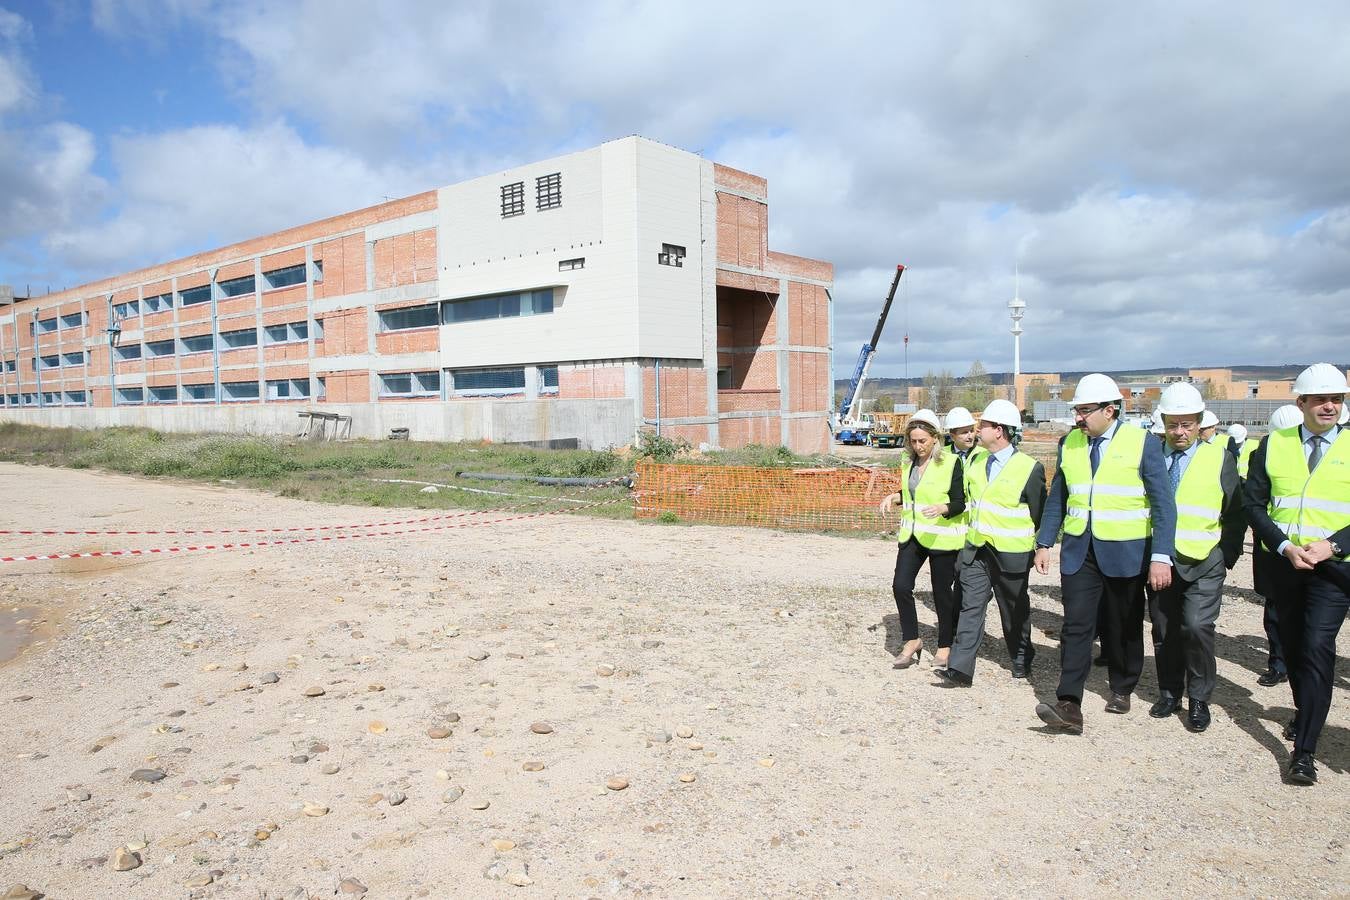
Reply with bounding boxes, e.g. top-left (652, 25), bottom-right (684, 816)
top-left (1243, 364), bottom-right (1350, 786)
top-left (878, 409), bottom-right (968, 669)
